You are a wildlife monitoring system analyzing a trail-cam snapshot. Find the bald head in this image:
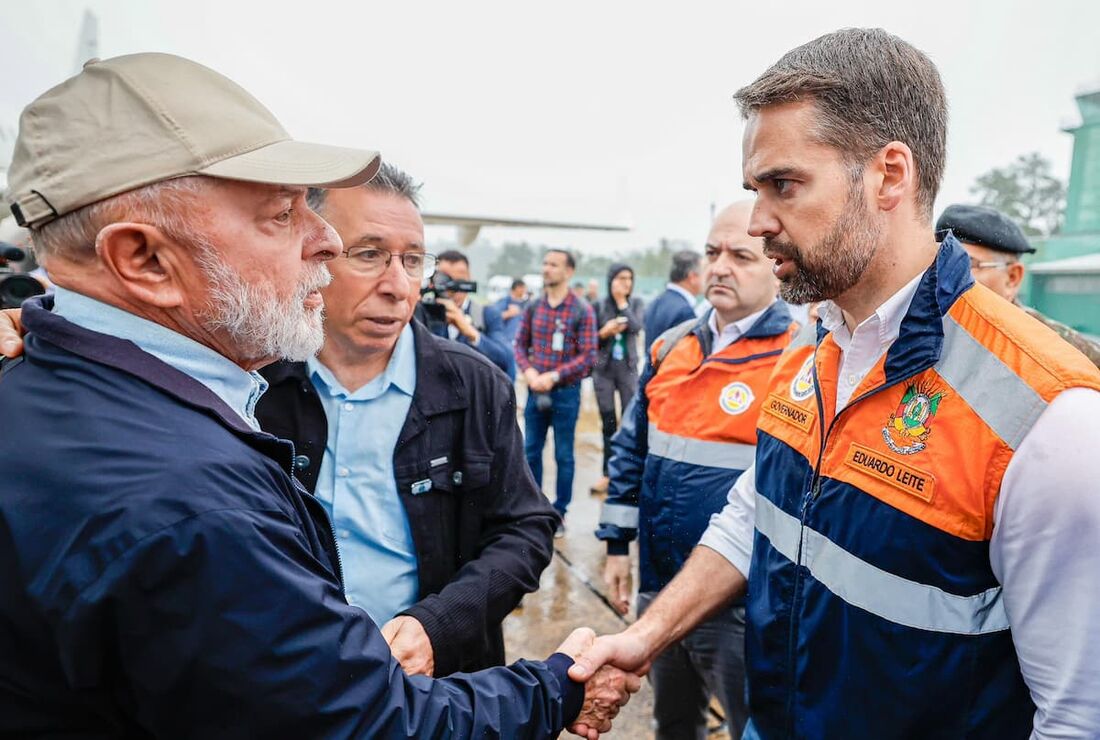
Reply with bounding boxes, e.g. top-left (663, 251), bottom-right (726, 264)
top-left (708, 201), bottom-right (756, 245)
top-left (703, 200), bottom-right (778, 326)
